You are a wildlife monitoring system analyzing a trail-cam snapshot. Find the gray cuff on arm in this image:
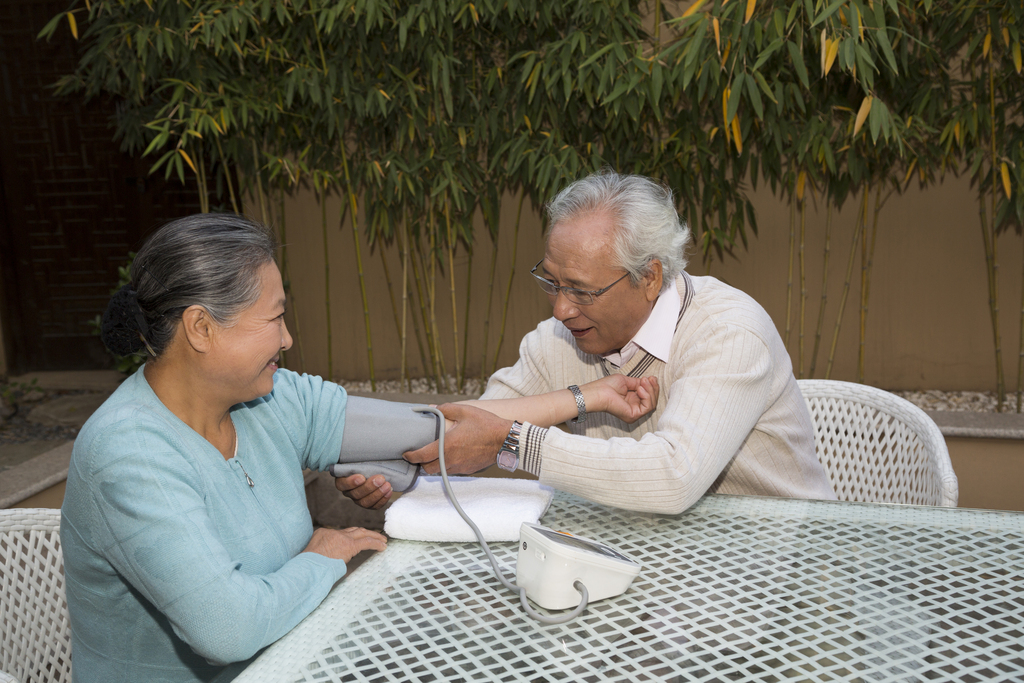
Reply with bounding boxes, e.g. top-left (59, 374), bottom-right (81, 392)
top-left (330, 397), bottom-right (440, 491)
top-left (520, 422), bottom-right (547, 477)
